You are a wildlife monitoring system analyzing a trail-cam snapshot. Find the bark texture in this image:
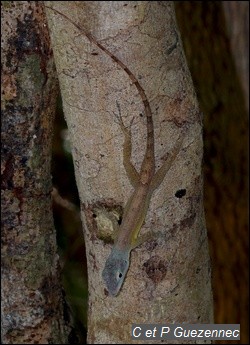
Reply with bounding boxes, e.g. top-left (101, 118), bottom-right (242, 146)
top-left (175, 2), bottom-right (248, 344)
top-left (46, 1), bottom-right (213, 343)
top-left (1, 2), bottom-right (69, 343)
top-left (222, 1), bottom-right (249, 112)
